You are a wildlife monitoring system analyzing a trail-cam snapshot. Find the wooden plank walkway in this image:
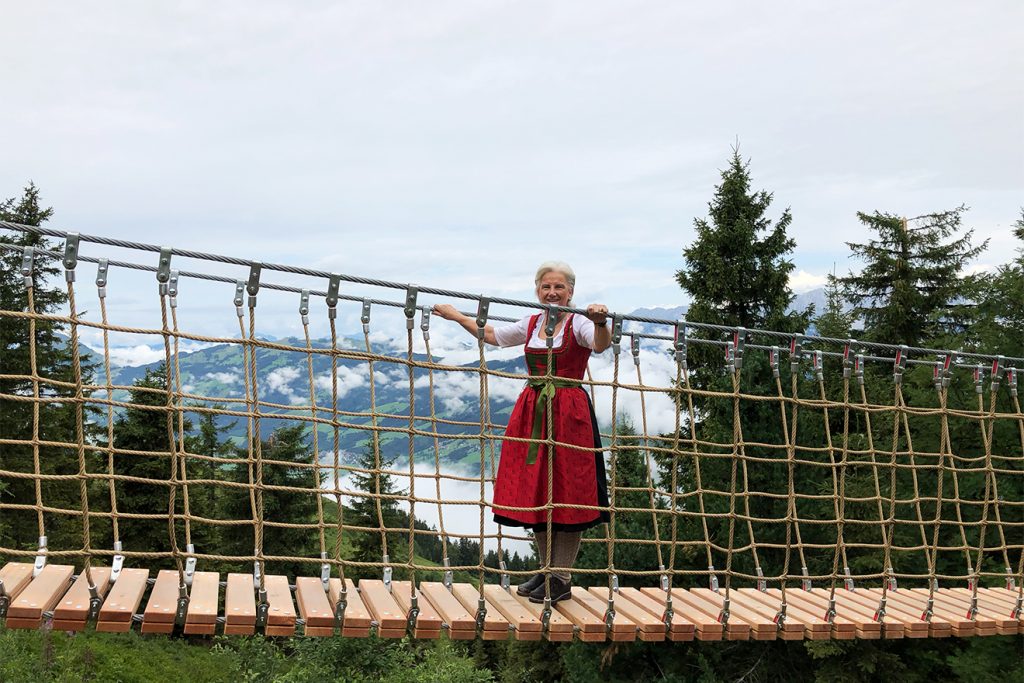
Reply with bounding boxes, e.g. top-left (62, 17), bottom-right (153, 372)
top-left (1, 563), bottom-right (1019, 642)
